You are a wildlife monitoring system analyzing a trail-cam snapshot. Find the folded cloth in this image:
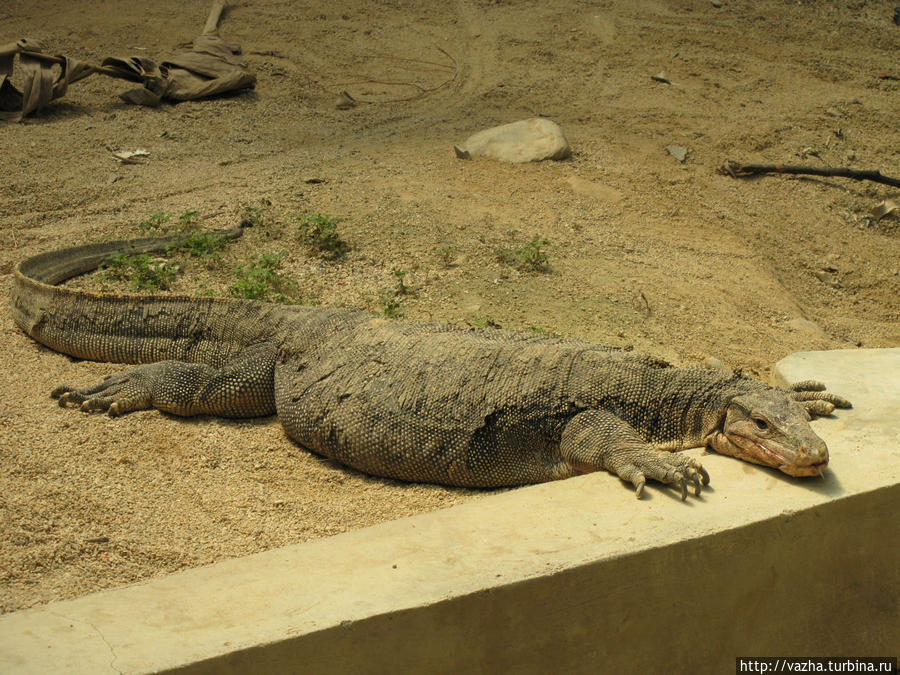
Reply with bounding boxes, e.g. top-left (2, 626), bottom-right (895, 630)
top-left (0, 2), bottom-right (255, 120)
